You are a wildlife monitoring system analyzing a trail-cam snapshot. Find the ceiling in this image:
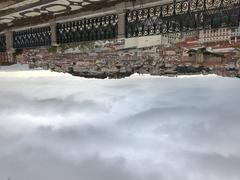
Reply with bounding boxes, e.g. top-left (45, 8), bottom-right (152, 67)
top-left (0, 0), bottom-right (115, 26)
